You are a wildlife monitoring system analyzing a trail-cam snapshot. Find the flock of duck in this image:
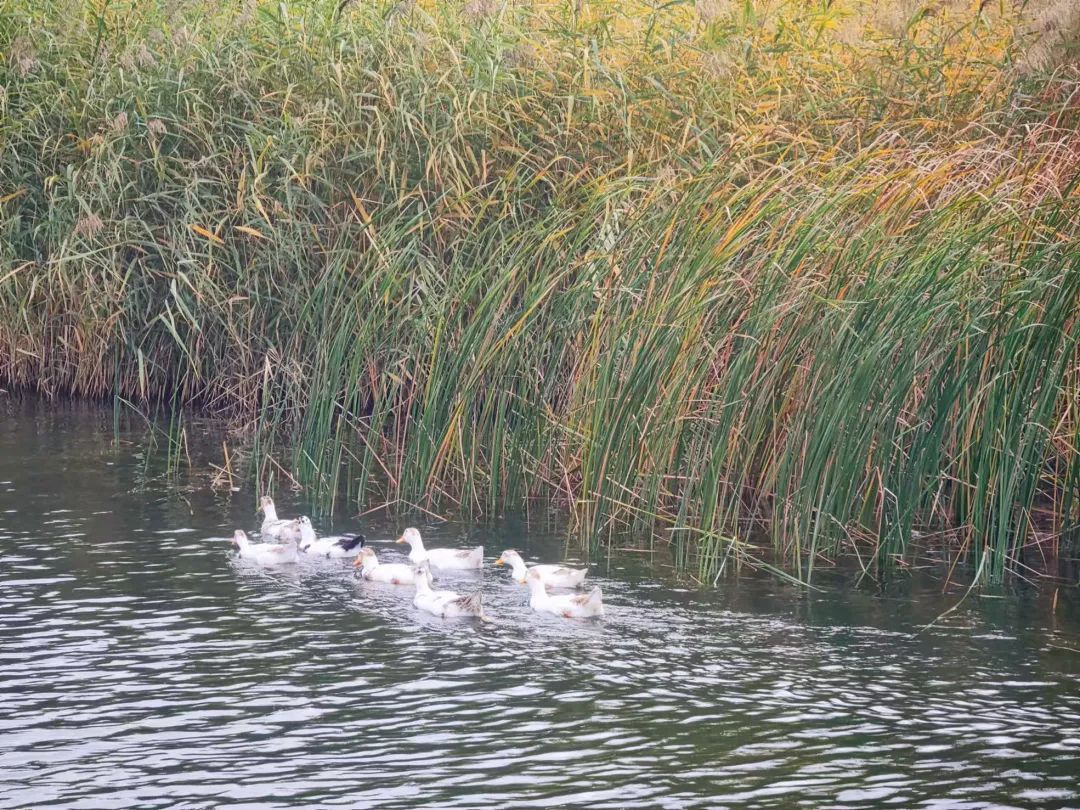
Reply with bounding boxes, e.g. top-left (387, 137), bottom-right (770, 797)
top-left (229, 496), bottom-right (604, 620)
